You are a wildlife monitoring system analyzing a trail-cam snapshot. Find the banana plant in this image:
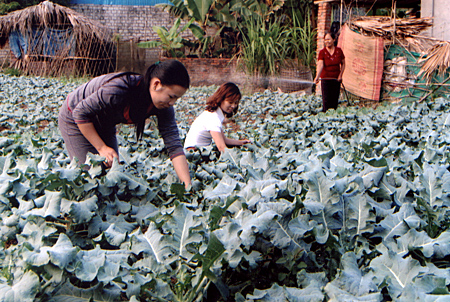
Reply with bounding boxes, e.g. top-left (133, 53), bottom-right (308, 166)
top-left (137, 18), bottom-right (198, 58)
top-left (157, 0), bottom-right (232, 29)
